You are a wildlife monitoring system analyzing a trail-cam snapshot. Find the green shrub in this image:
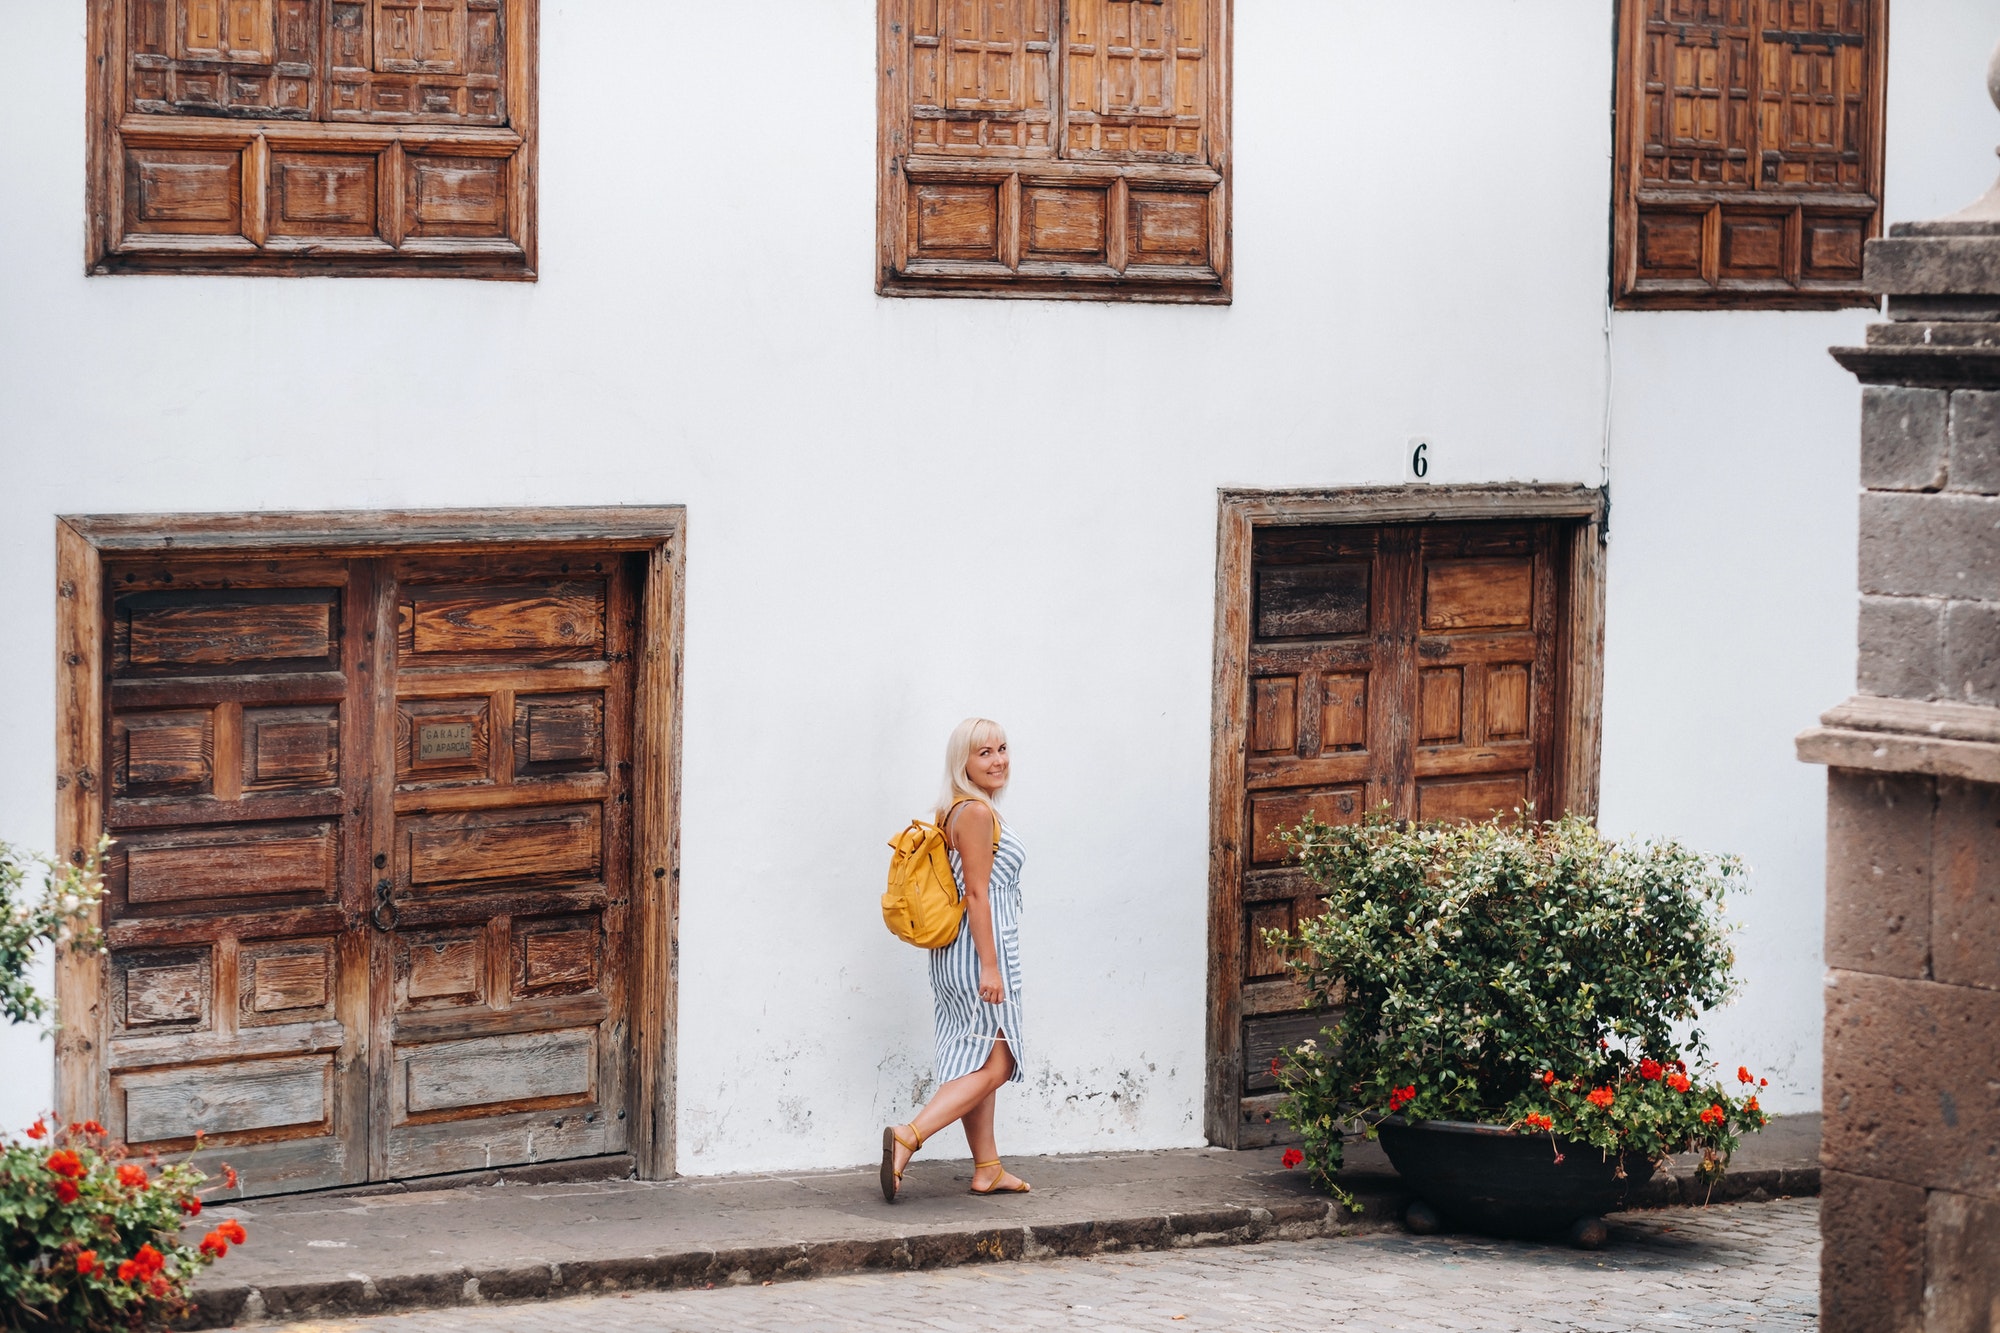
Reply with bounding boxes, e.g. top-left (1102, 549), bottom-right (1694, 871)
top-left (1268, 813), bottom-right (1769, 1199)
top-left (1, 1121), bottom-right (243, 1330)
top-left (1, 839), bottom-right (108, 1029)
